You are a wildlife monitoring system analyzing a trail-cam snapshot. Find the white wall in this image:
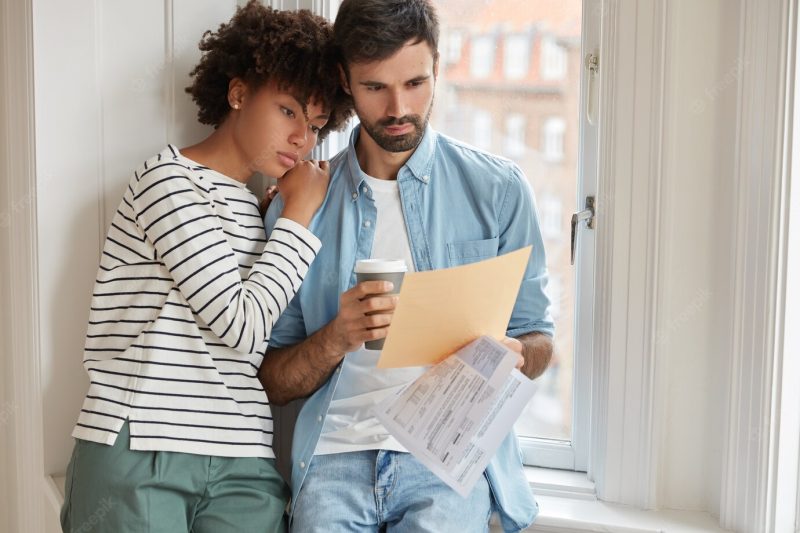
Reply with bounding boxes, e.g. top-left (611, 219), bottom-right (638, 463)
top-left (658, 0), bottom-right (740, 515)
top-left (32, 0), bottom-right (238, 477)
